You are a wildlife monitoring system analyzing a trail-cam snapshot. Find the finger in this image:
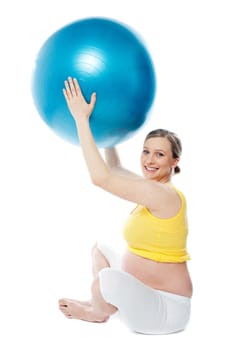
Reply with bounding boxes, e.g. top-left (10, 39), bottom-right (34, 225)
top-left (90, 92), bottom-right (96, 109)
top-left (64, 80), bottom-right (72, 98)
top-left (73, 78), bottom-right (82, 95)
top-left (63, 88), bottom-right (70, 103)
top-left (68, 76), bottom-right (77, 97)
